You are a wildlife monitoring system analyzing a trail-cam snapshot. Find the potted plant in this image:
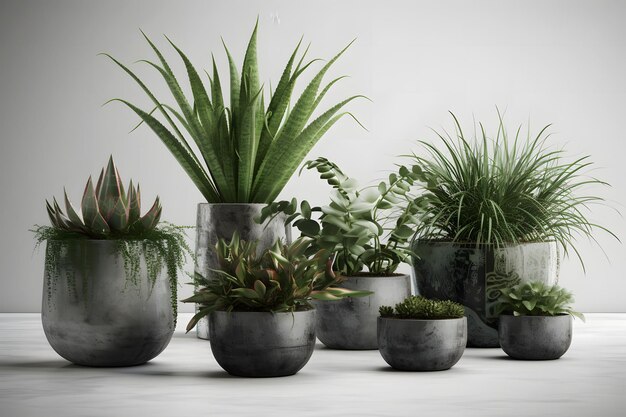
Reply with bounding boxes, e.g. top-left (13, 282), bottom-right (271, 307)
top-left (496, 281), bottom-right (584, 360)
top-left (259, 157), bottom-right (421, 349)
top-left (104, 21), bottom-right (363, 339)
top-left (378, 296), bottom-right (467, 371)
top-left (407, 111), bottom-right (614, 347)
top-left (33, 157), bottom-right (190, 367)
top-left (182, 233), bottom-right (370, 377)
